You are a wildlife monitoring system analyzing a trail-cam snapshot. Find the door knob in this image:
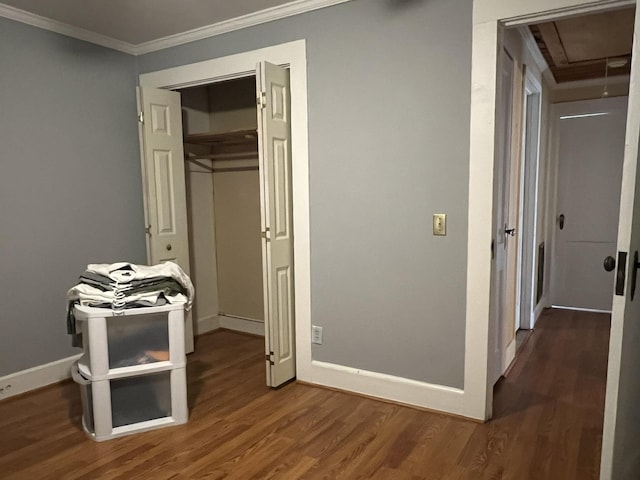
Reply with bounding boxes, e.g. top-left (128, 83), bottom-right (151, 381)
top-left (558, 214), bottom-right (565, 230)
top-left (166, 244), bottom-right (172, 251)
top-left (604, 256), bottom-right (616, 272)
